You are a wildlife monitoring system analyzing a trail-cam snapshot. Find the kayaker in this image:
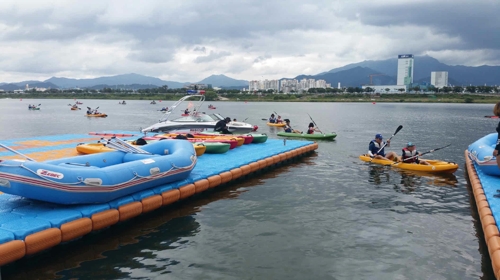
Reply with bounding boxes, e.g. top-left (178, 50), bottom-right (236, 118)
top-left (269, 114), bottom-right (277, 123)
top-left (284, 119), bottom-right (301, 134)
top-left (401, 142), bottom-right (430, 165)
top-left (368, 134), bottom-right (398, 161)
top-left (492, 101), bottom-right (500, 170)
top-left (276, 115), bottom-right (283, 123)
top-left (184, 108), bottom-right (190, 114)
top-left (306, 122), bottom-right (320, 134)
top-left (214, 117), bottom-right (232, 134)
